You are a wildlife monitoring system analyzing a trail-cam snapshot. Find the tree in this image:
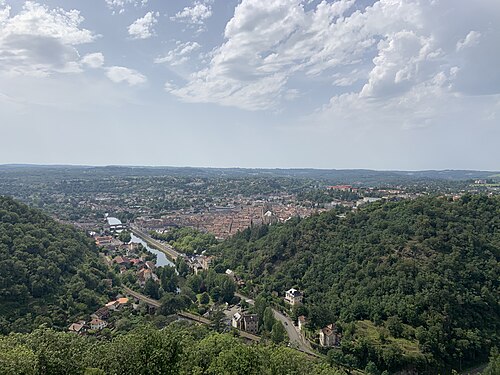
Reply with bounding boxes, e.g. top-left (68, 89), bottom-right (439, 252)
top-left (386, 316), bottom-right (403, 338)
top-left (118, 231), bottom-right (131, 243)
top-left (484, 347), bottom-right (500, 375)
top-left (263, 307), bottom-right (275, 332)
top-left (144, 278), bottom-right (160, 300)
top-left (199, 292), bottom-right (210, 305)
top-left (271, 321), bottom-right (286, 344)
